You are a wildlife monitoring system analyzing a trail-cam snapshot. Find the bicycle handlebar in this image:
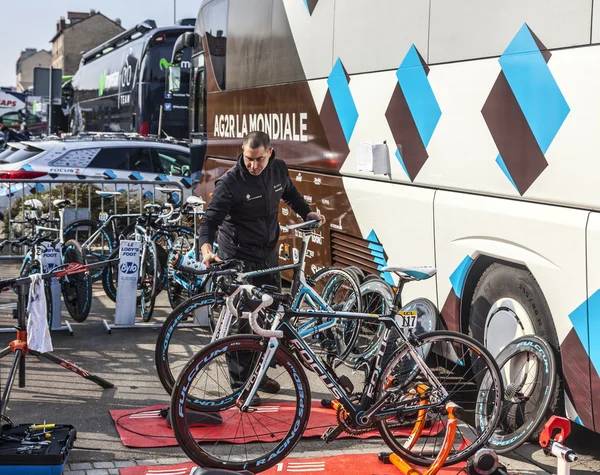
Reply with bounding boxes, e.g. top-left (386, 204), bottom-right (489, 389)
top-left (236, 285), bottom-right (282, 339)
